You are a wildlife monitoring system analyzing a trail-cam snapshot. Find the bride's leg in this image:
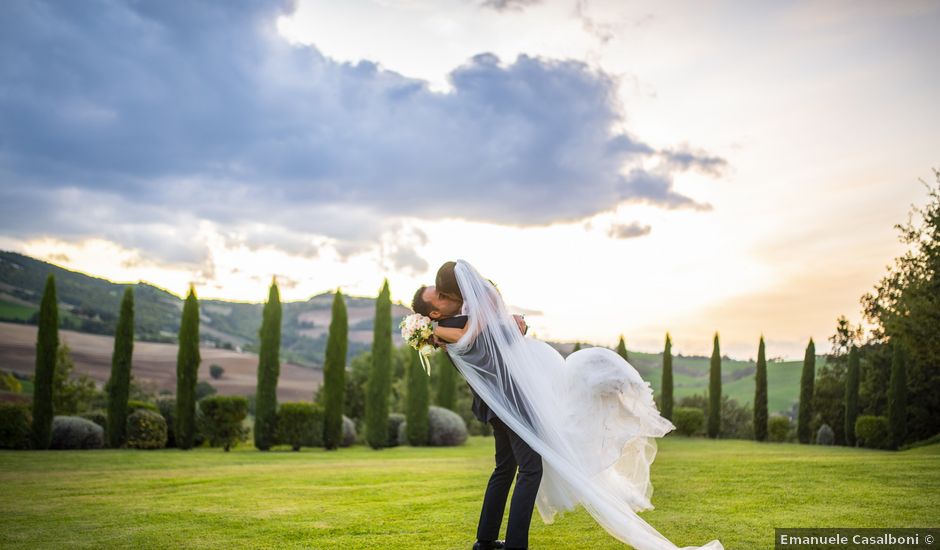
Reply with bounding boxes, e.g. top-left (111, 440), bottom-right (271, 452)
top-left (477, 418), bottom-right (516, 542)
